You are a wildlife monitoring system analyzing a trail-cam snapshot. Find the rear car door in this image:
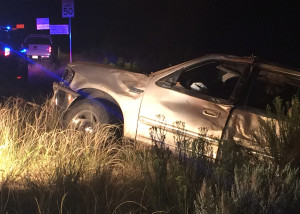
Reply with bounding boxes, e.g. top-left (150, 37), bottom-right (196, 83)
top-left (225, 64), bottom-right (300, 154)
top-left (136, 60), bottom-right (250, 157)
